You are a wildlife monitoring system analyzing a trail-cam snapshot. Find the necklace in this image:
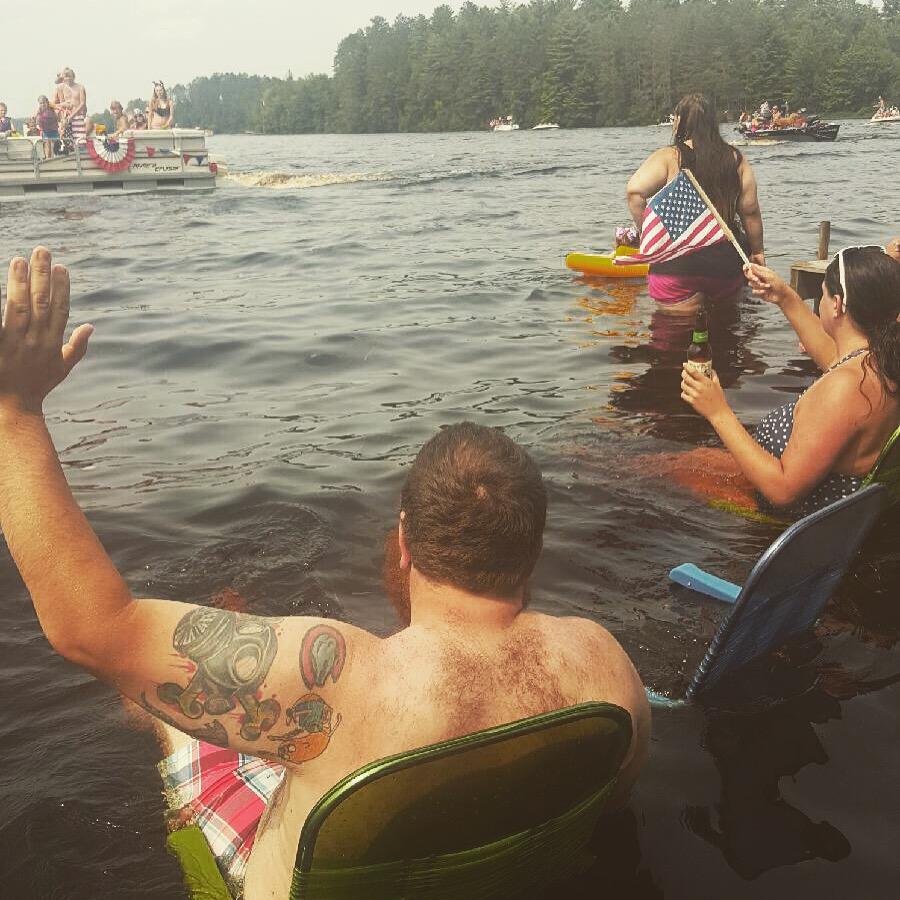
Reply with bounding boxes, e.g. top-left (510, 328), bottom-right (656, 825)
top-left (826, 347), bottom-right (868, 373)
